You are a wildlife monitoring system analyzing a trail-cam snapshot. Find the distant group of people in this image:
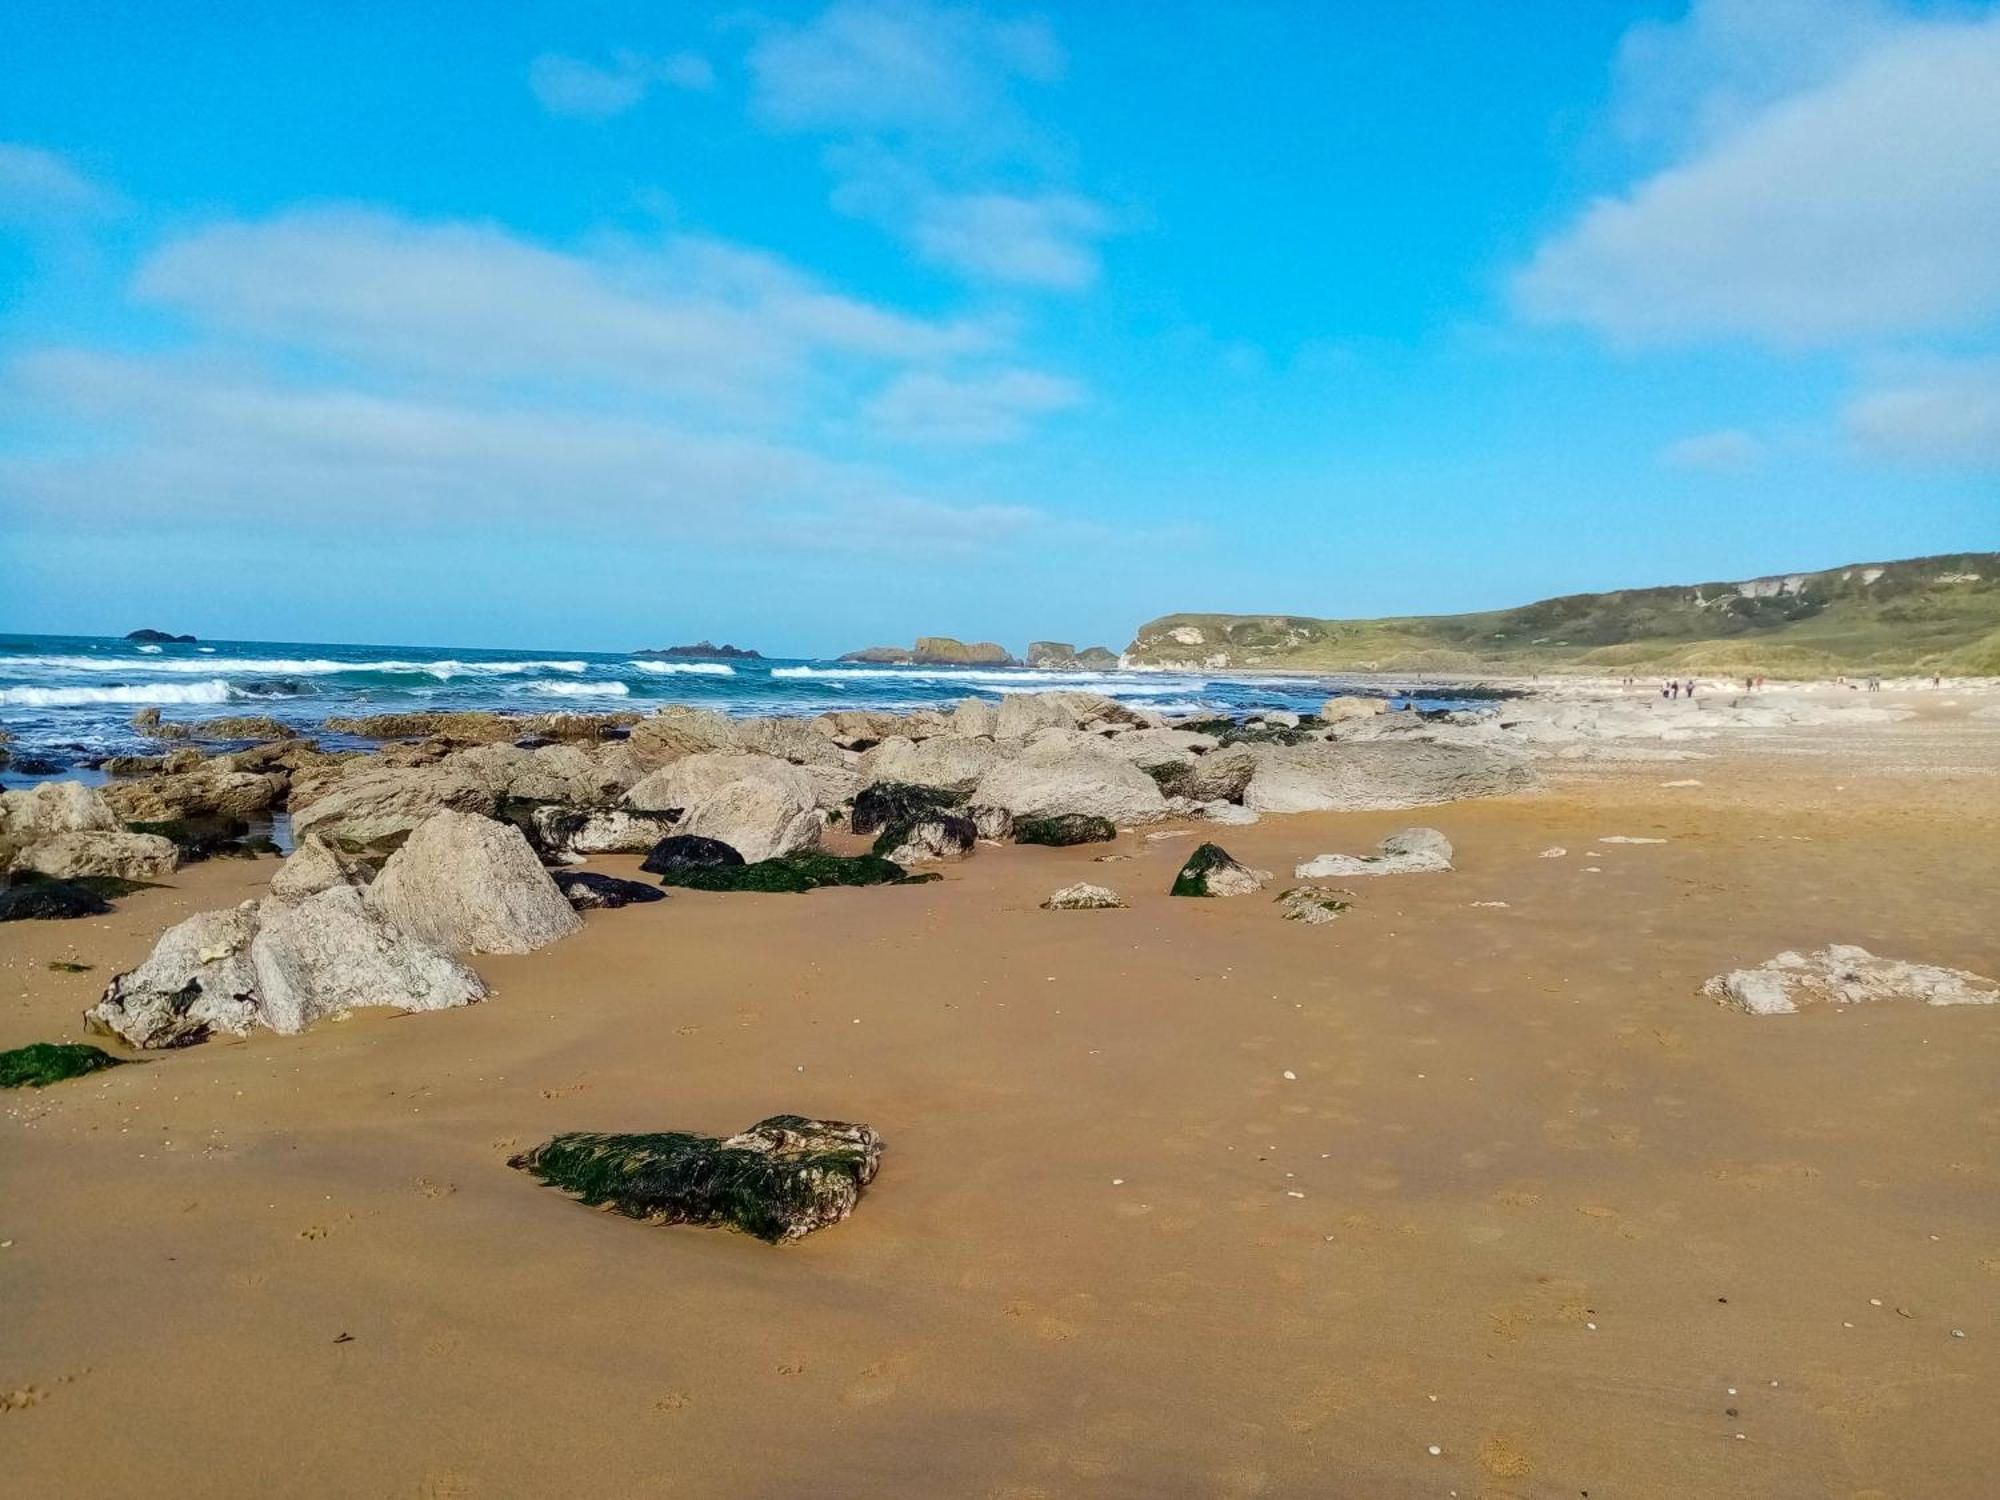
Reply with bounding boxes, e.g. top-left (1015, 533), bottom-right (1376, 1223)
top-left (1741, 675), bottom-right (1768, 691)
top-left (1661, 678), bottom-right (1697, 699)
